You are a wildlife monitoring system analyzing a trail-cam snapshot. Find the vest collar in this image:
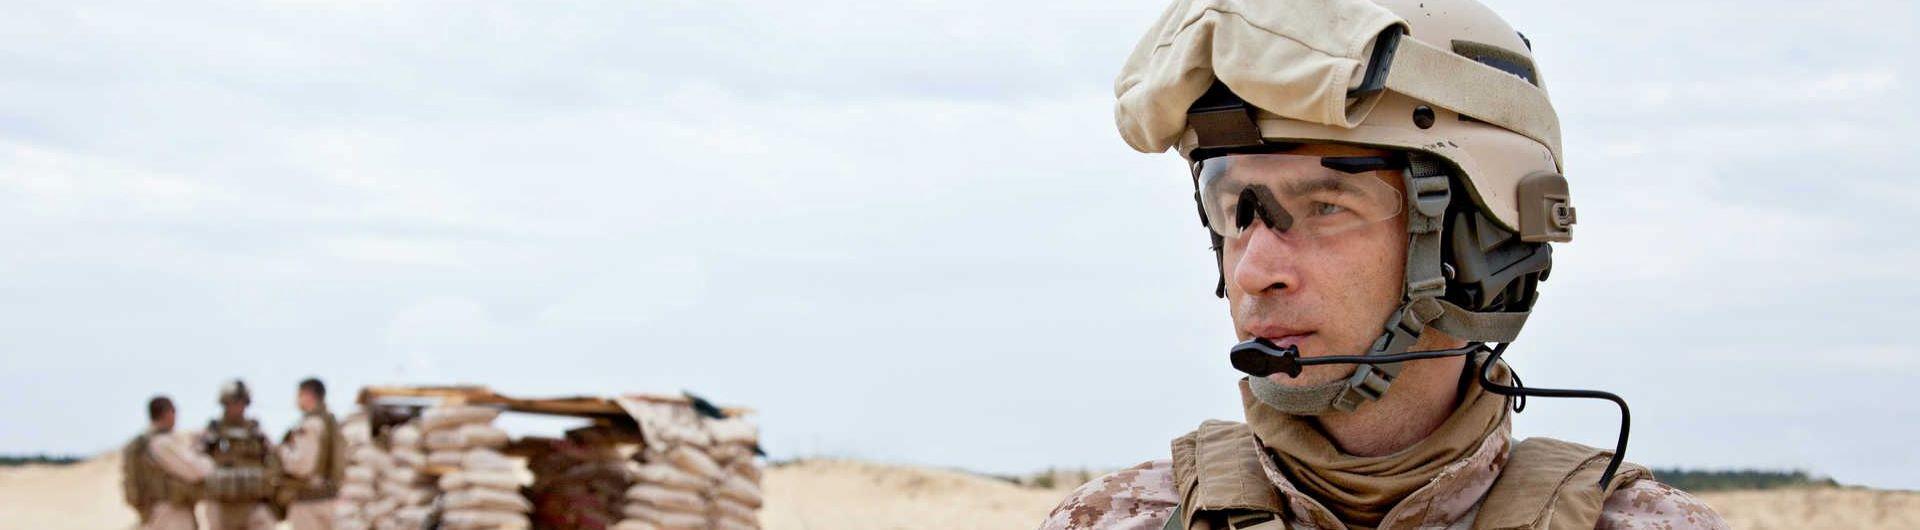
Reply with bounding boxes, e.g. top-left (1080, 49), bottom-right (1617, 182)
top-left (1248, 415), bottom-right (1513, 529)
